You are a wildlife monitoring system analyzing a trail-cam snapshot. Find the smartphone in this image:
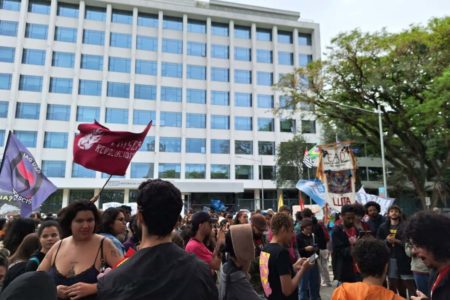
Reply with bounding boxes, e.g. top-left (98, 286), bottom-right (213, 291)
top-left (308, 253), bottom-right (319, 264)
